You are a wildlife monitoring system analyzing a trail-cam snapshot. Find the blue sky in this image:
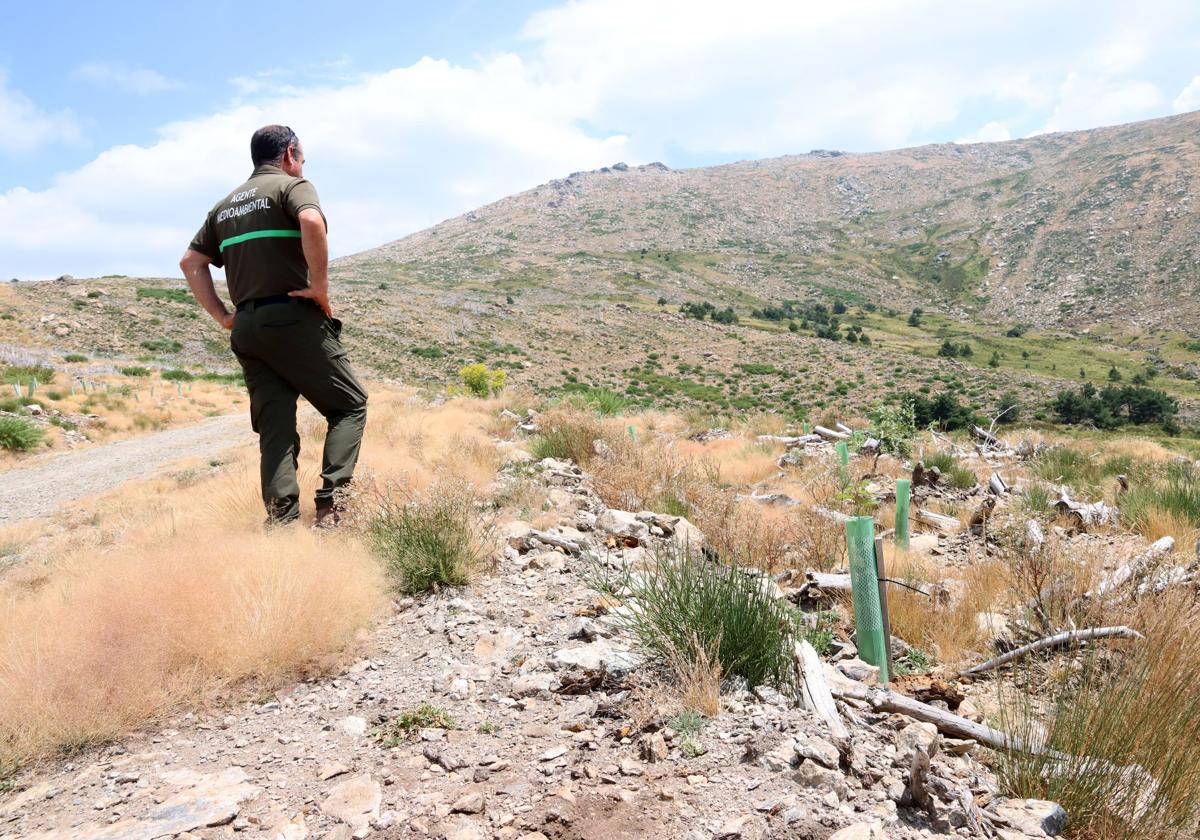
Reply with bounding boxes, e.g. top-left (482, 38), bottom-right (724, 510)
top-left (1, 0), bottom-right (1199, 278)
